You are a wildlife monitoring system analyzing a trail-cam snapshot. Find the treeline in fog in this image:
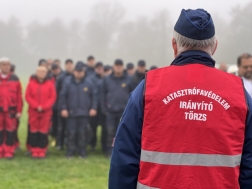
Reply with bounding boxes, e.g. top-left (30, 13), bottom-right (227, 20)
top-left (0, 2), bottom-right (252, 76)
